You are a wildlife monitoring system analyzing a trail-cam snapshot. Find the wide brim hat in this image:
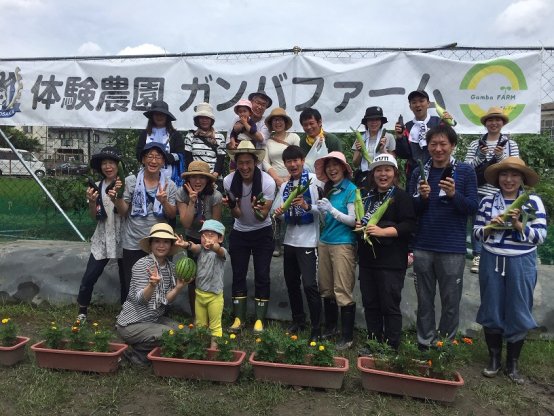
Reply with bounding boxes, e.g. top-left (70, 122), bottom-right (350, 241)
top-left (233, 99), bottom-right (253, 115)
top-left (248, 91), bottom-right (273, 108)
top-left (480, 106), bottom-right (509, 125)
top-left (407, 89), bottom-right (430, 101)
top-left (181, 160), bottom-right (217, 181)
top-left (140, 142), bottom-right (169, 164)
top-left (361, 106), bottom-right (388, 125)
top-left (484, 156), bottom-right (539, 187)
top-left (314, 151), bottom-right (353, 182)
top-left (143, 100), bottom-right (176, 122)
top-left (193, 102), bottom-right (215, 127)
top-left (138, 223), bottom-right (181, 256)
top-left (227, 140), bottom-right (266, 162)
top-left (90, 146), bottom-right (121, 172)
top-left (265, 107), bottom-right (293, 130)
top-left (199, 219), bottom-right (225, 236)
top-left (368, 153), bottom-right (398, 171)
